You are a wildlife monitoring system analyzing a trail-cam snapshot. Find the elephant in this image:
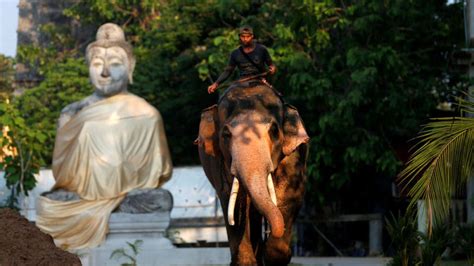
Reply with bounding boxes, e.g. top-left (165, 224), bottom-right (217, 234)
top-left (195, 84), bottom-right (309, 265)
